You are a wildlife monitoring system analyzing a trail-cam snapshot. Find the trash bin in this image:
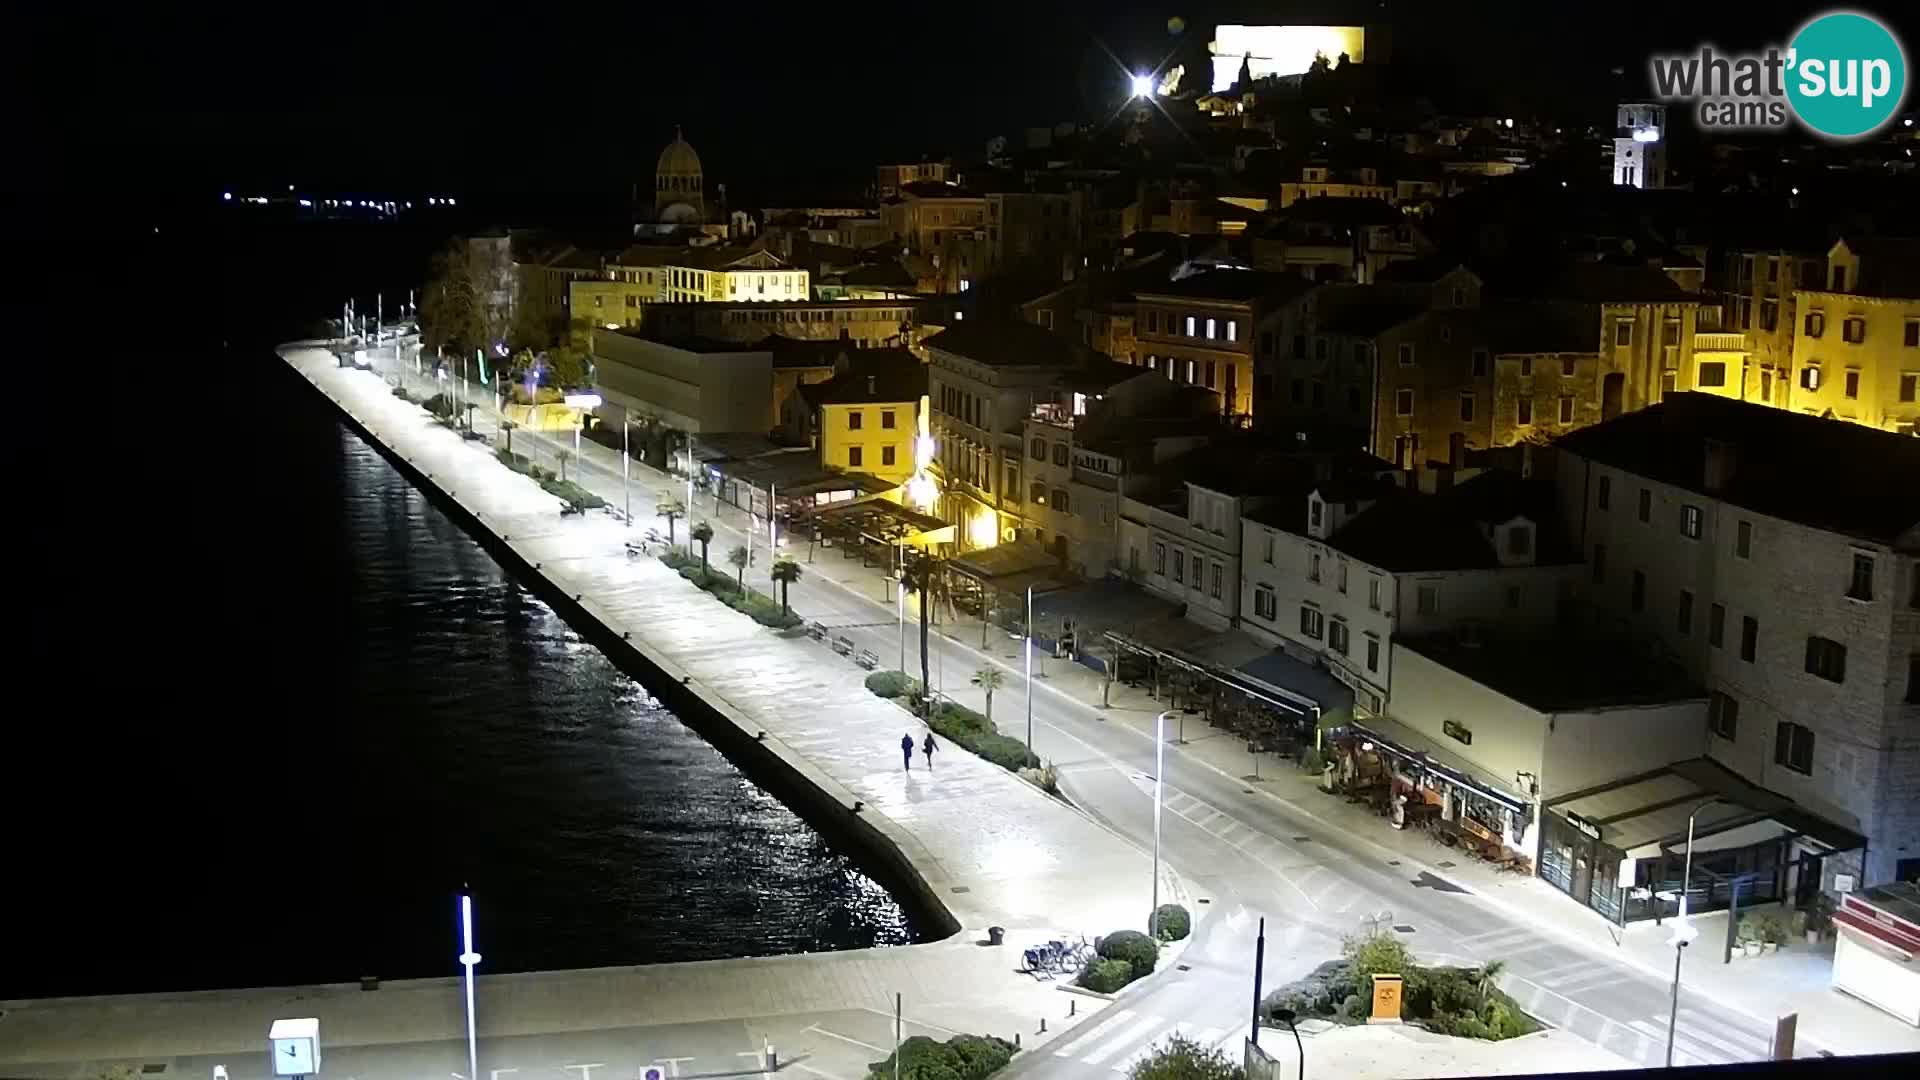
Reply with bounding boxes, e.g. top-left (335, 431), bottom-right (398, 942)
top-left (988, 926), bottom-right (1005, 945)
